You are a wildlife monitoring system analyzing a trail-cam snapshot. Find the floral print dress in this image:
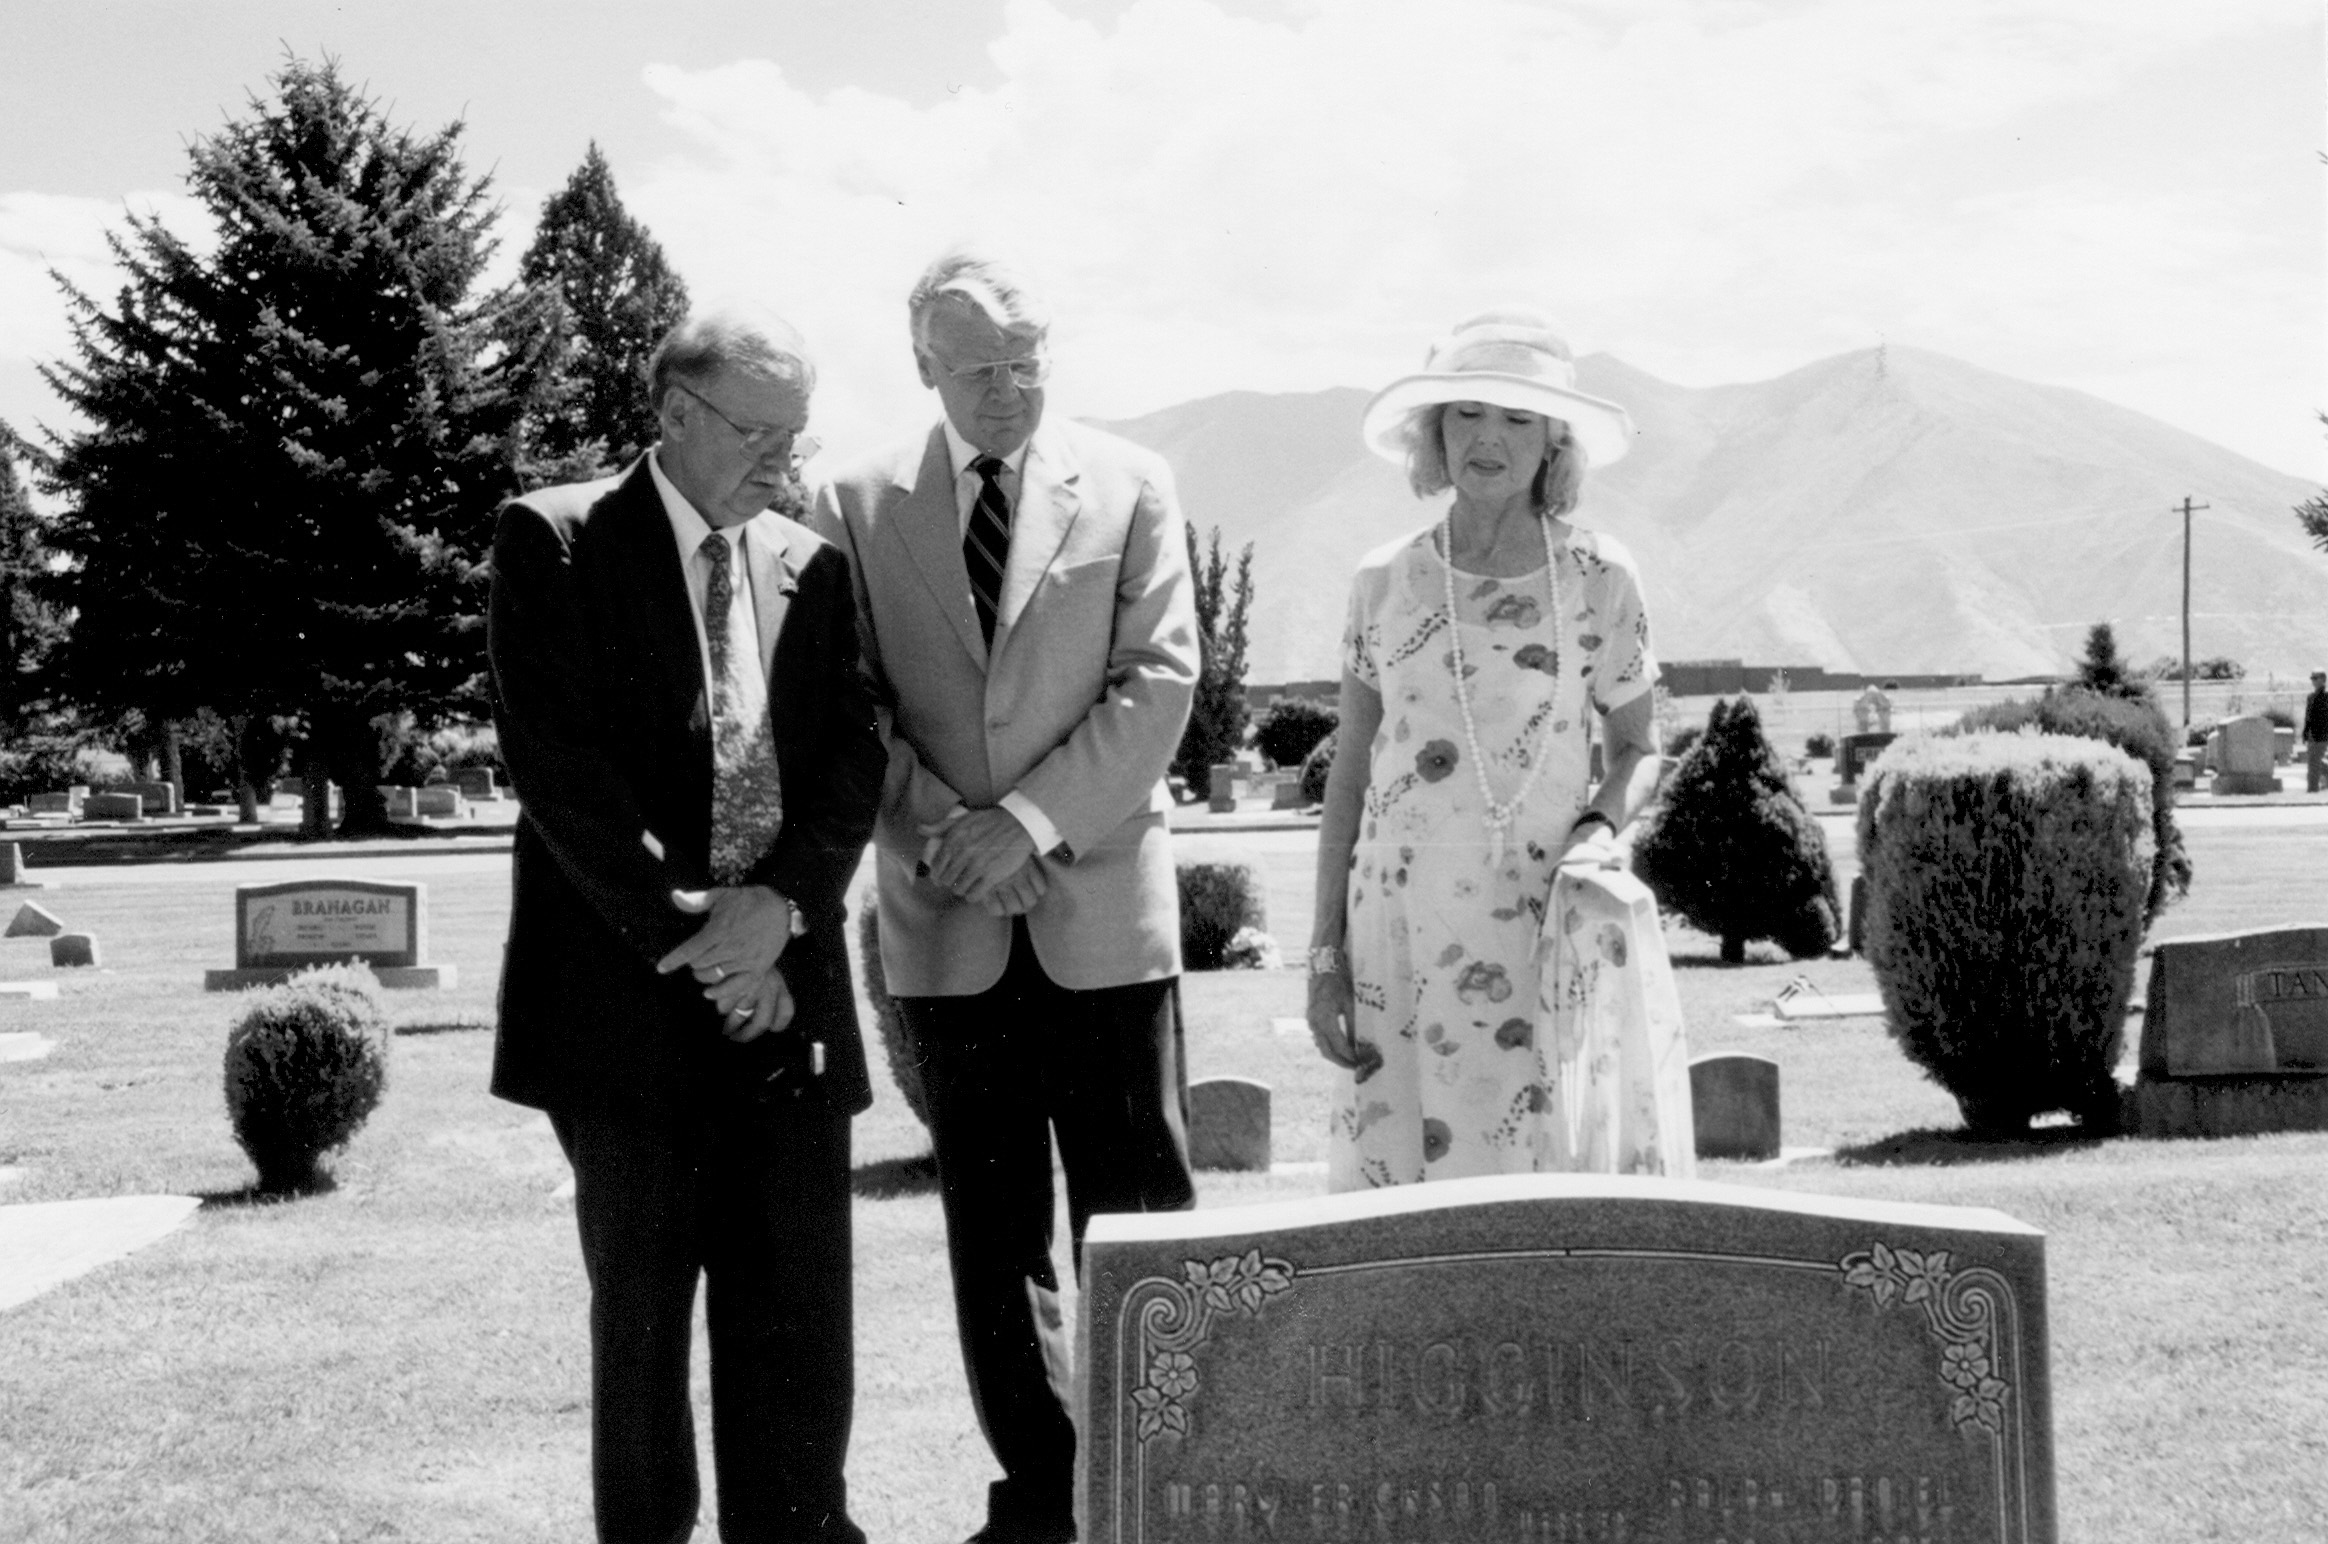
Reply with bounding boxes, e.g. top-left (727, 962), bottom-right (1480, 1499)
top-left (1327, 519), bottom-right (1663, 1191)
